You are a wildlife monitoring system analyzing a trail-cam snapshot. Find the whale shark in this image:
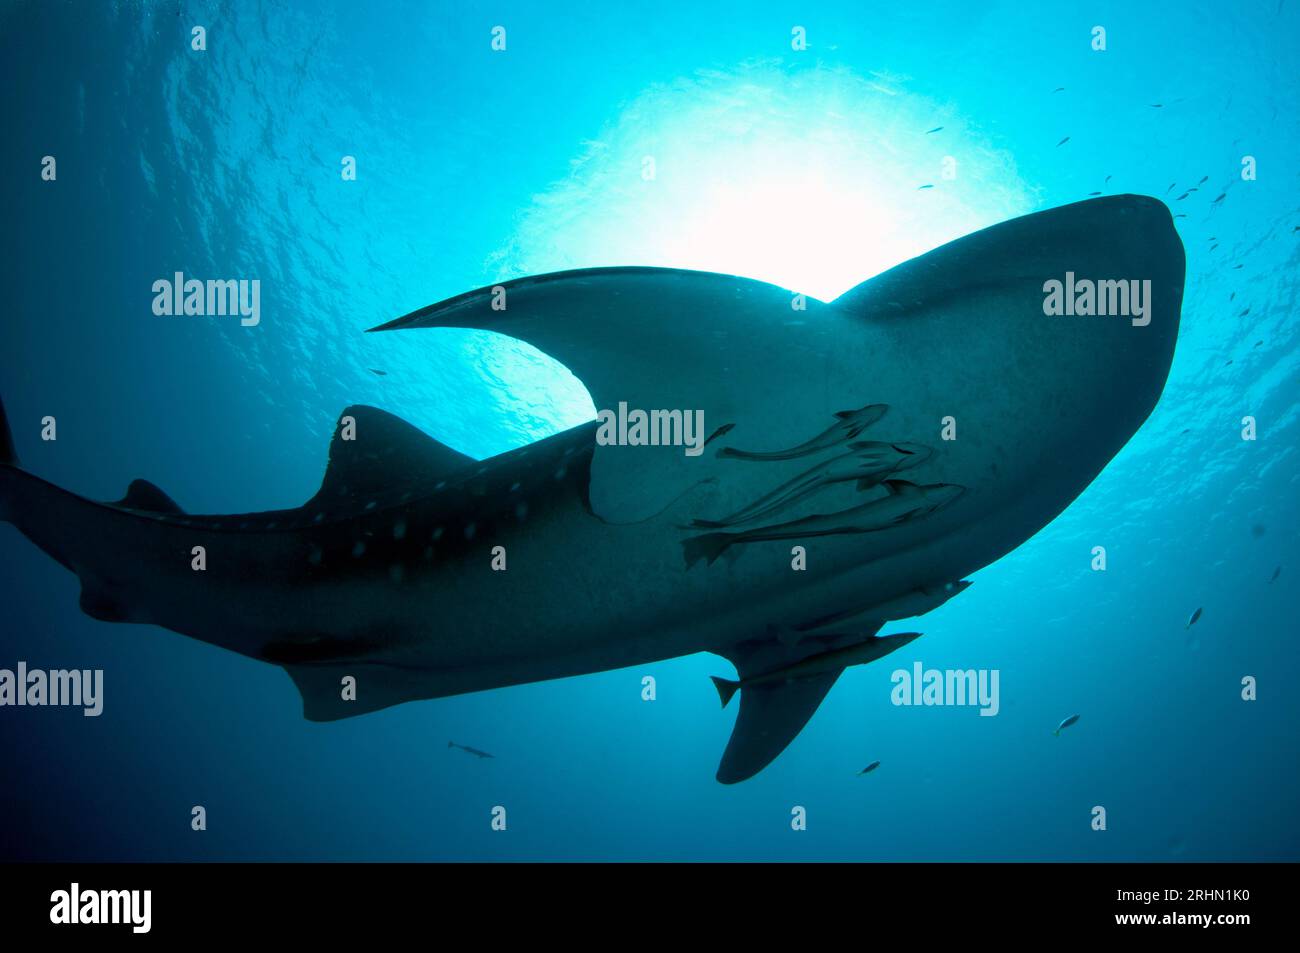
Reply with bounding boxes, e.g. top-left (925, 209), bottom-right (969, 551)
top-left (0, 194), bottom-right (1185, 783)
